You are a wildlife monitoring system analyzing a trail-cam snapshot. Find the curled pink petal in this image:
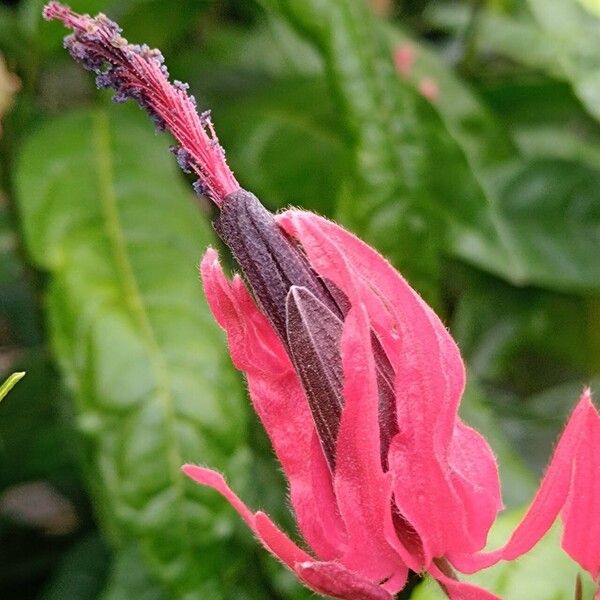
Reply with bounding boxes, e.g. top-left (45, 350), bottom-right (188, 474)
top-left (277, 211), bottom-right (498, 566)
top-left (201, 248), bottom-right (287, 374)
top-left (296, 561), bottom-right (393, 600)
top-left (561, 391), bottom-right (600, 580)
top-left (182, 464), bottom-right (399, 599)
top-left (200, 249), bottom-right (347, 560)
top-left (334, 305), bottom-right (408, 583)
top-left (181, 465), bottom-right (311, 569)
top-left (182, 465), bottom-right (254, 527)
top-left (448, 421), bottom-right (502, 551)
